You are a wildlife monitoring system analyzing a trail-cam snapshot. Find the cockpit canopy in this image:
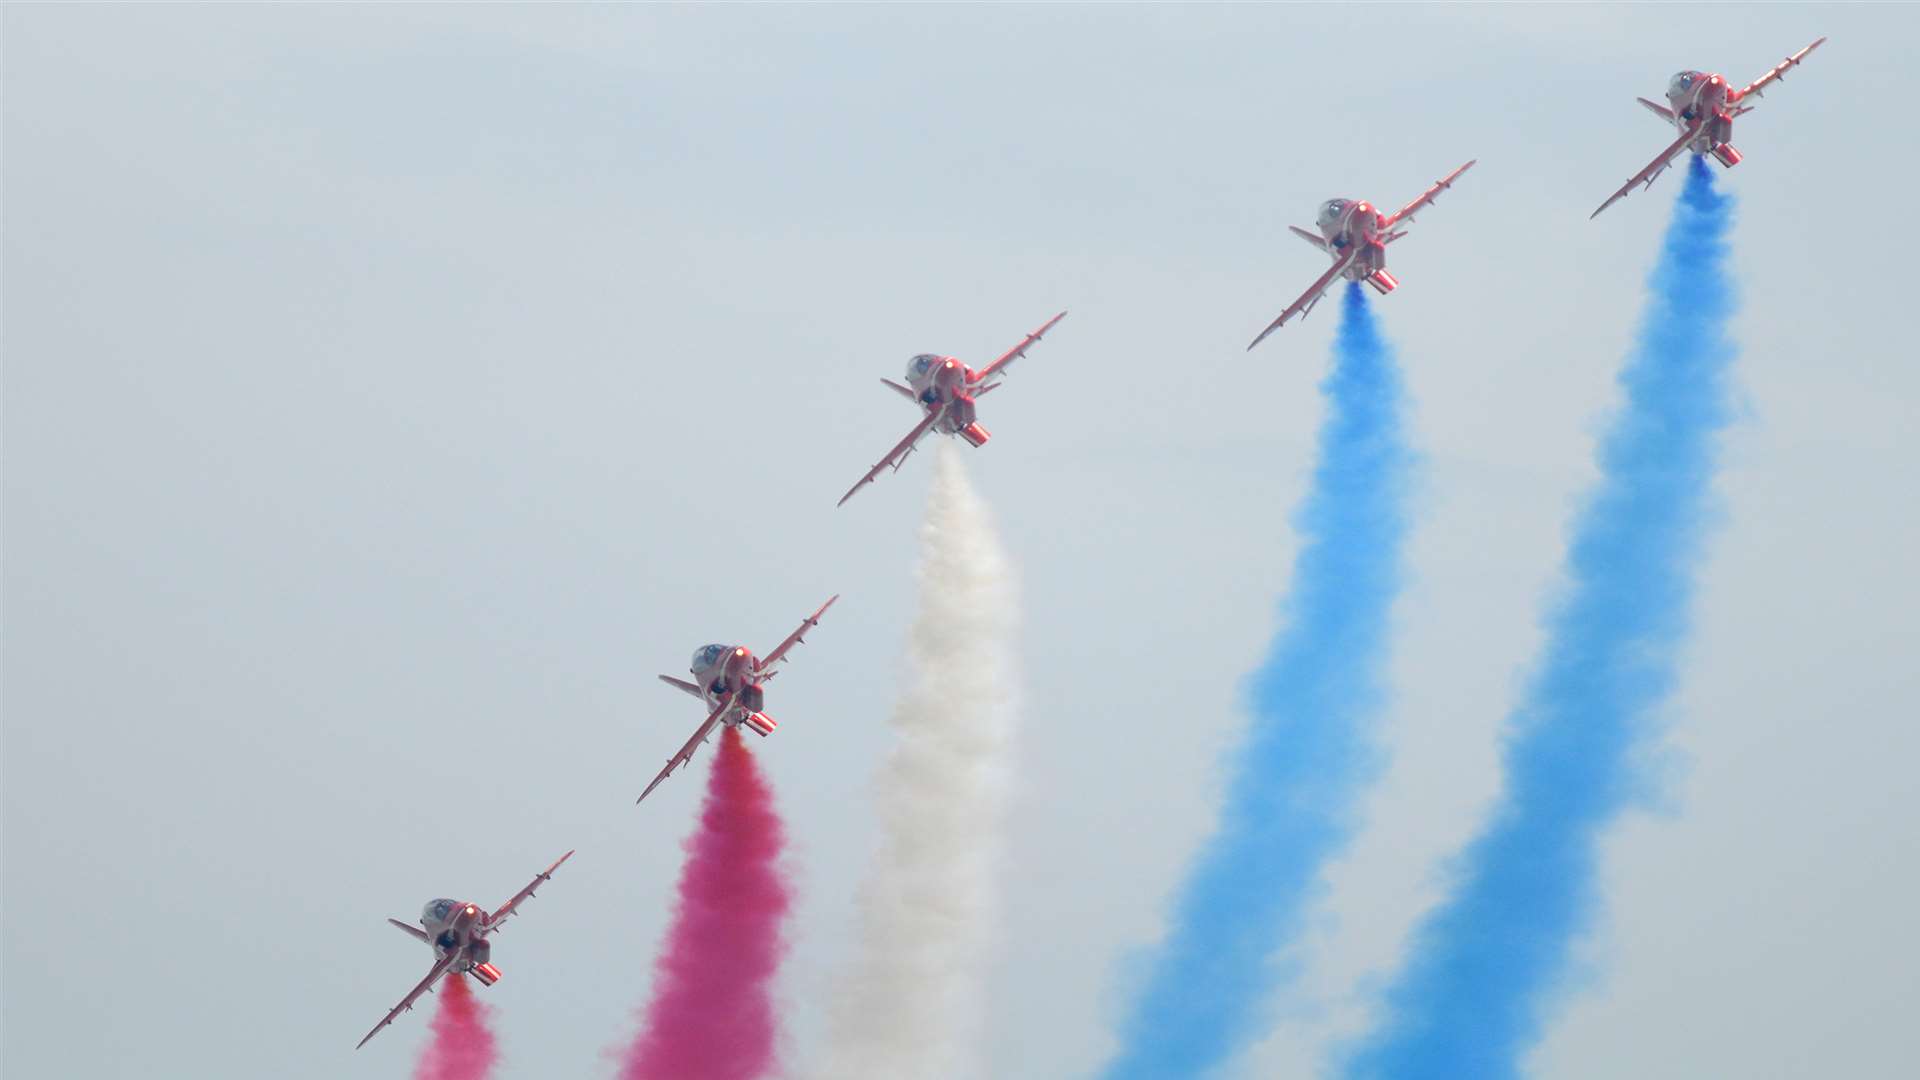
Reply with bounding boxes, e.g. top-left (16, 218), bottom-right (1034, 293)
top-left (907, 354), bottom-right (941, 381)
top-left (423, 898), bottom-right (459, 925)
top-left (1669, 71), bottom-right (1700, 95)
top-left (1317, 198), bottom-right (1349, 225)
top-left (692, 643), bottom-right (731, 672)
